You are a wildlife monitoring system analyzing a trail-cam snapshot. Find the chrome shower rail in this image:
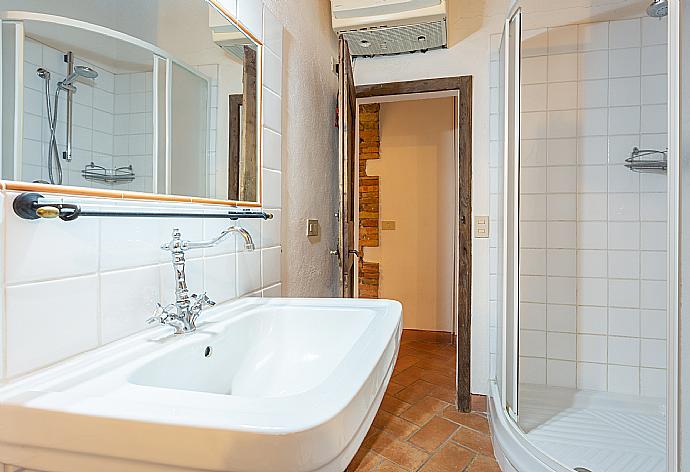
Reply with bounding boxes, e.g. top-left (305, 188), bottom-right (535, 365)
top-left (624, 147), bottom-right (667, 174)
top-left (12, 192), bottom-right (272, 222)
